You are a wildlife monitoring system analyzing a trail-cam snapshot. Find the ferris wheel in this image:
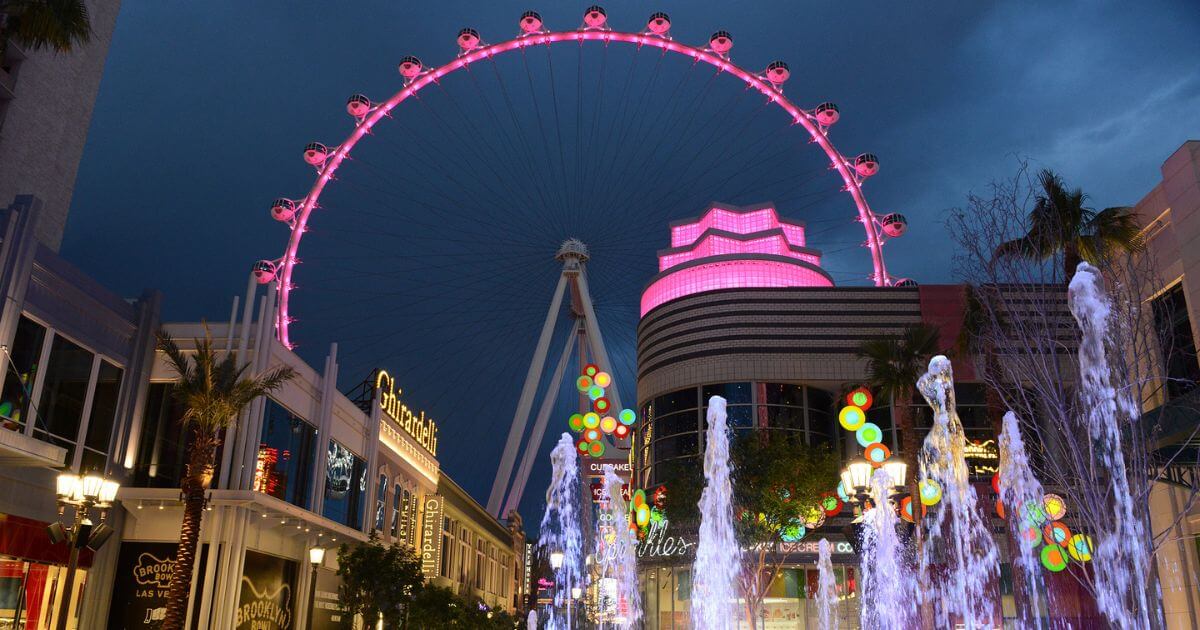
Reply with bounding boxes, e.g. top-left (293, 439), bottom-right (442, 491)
top-left (252, 6), bottom-right (912, 352)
